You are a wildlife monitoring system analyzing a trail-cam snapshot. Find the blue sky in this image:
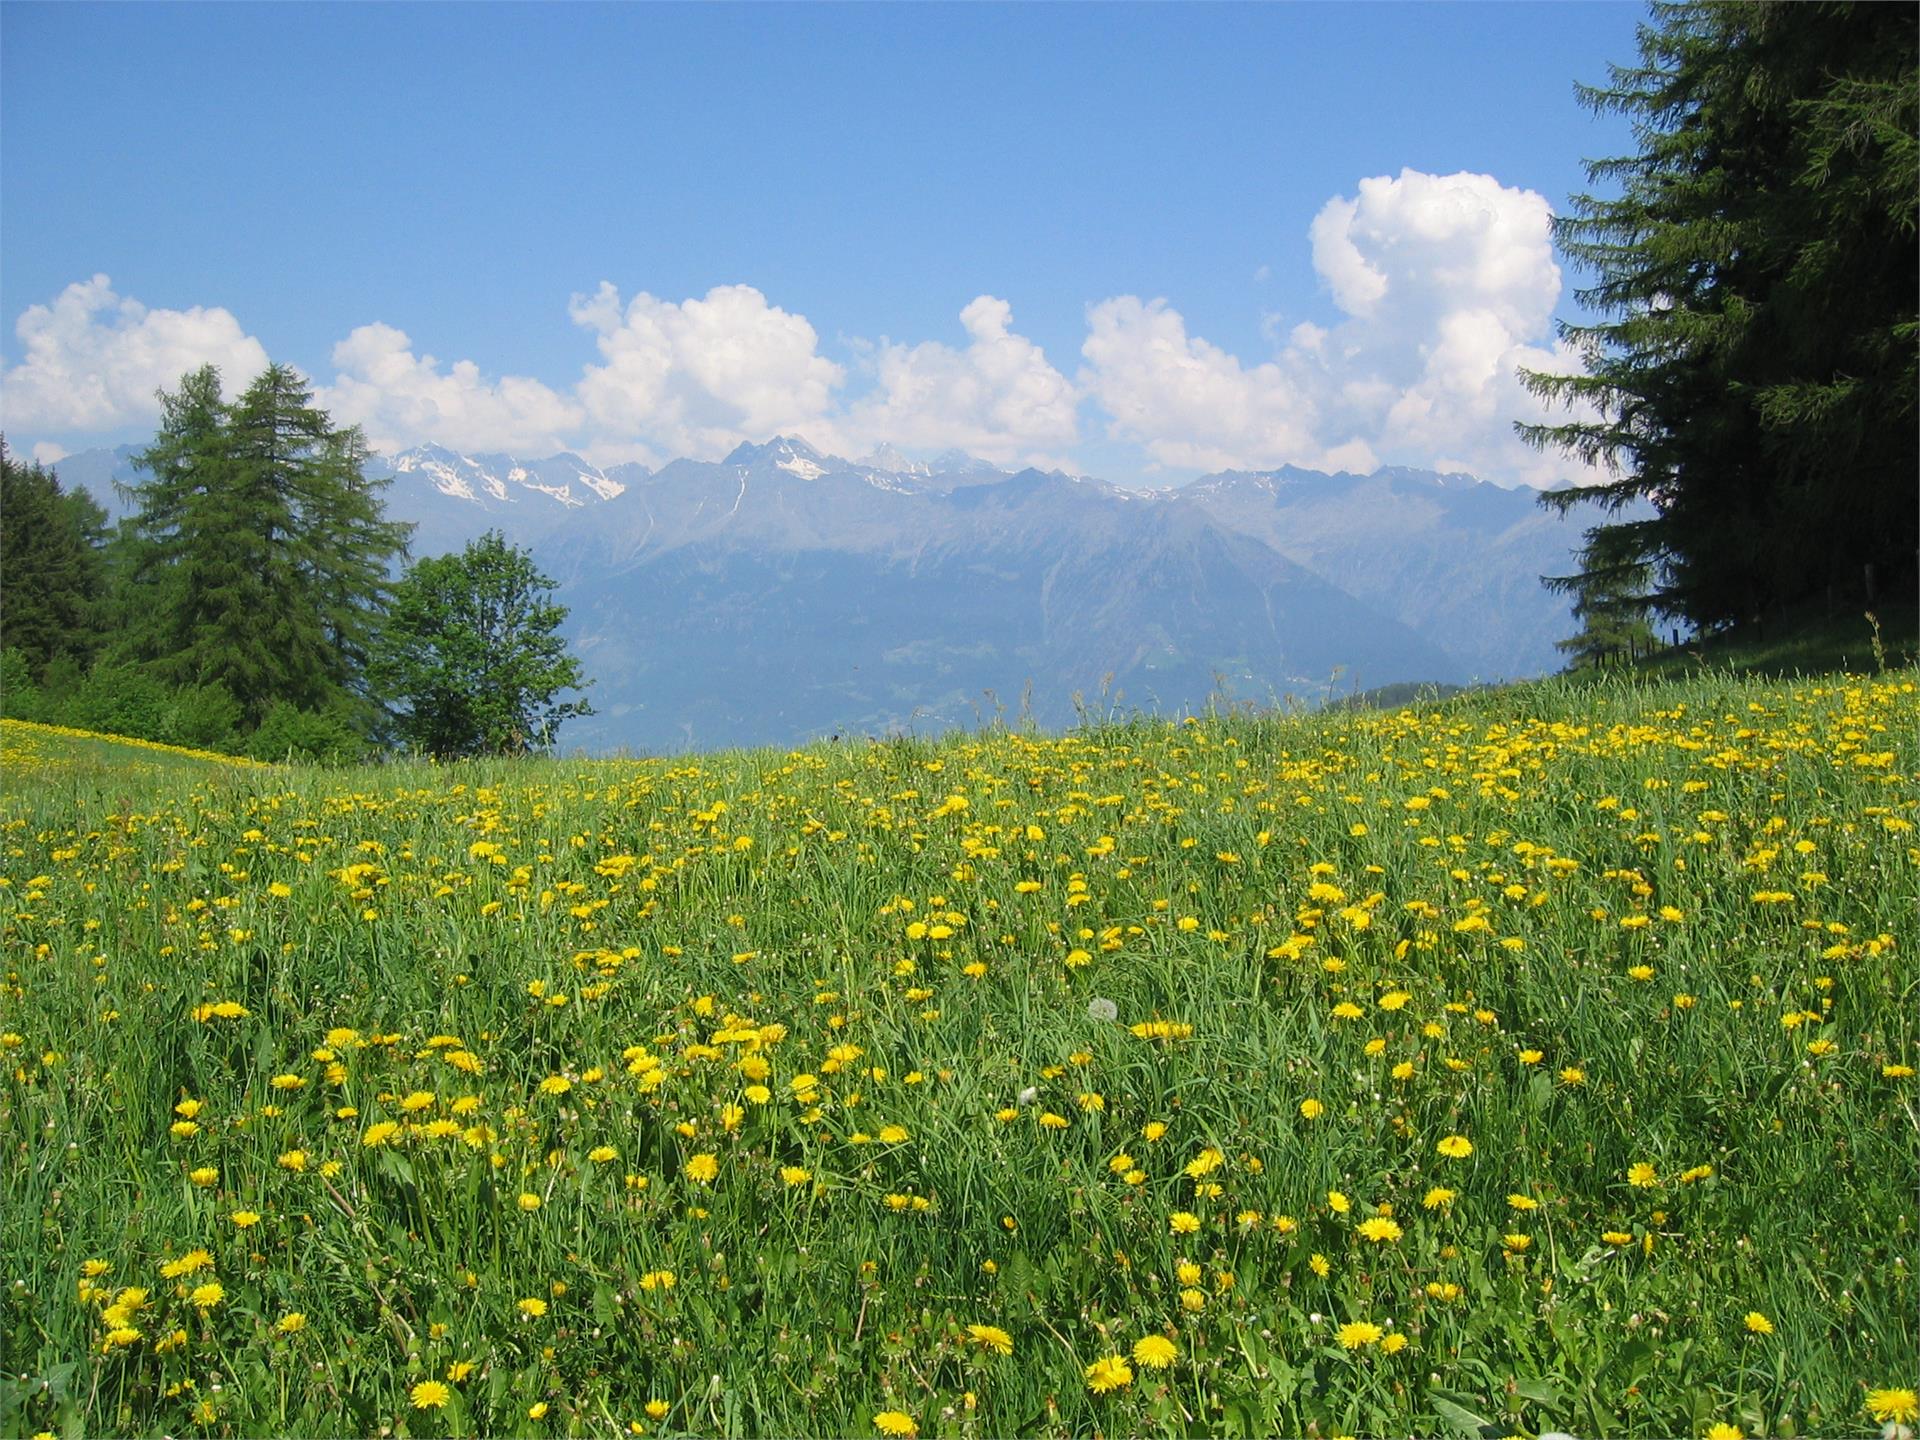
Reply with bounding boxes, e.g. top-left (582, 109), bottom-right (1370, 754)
top-left (1, 2), bottom-right (1645, 486)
